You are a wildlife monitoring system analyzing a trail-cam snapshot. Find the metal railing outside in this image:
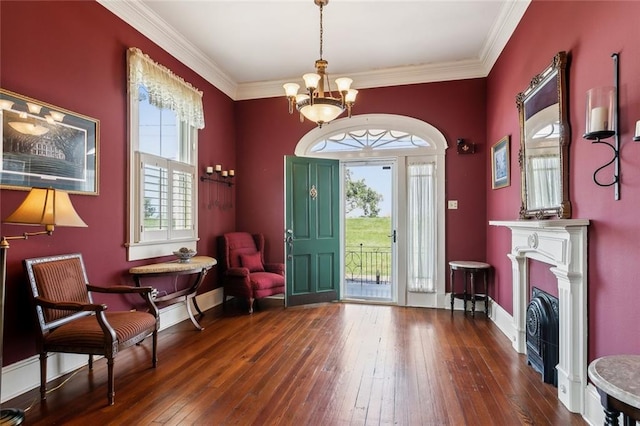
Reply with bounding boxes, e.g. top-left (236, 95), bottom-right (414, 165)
top-left (345, 244), bottom-right (391, 285)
